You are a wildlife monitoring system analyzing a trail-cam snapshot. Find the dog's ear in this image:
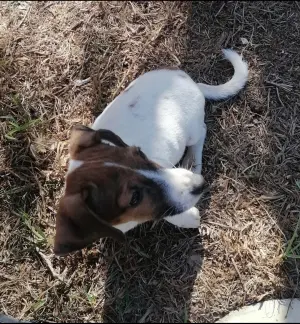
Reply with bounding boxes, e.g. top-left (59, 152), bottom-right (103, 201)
top-left (69, 125), bottom-right (128, 157)
top-left (53, 185), bottom-right (125, 256)
top-left (69, 125), bottom-right (97, 157)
